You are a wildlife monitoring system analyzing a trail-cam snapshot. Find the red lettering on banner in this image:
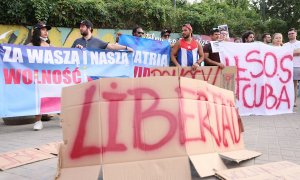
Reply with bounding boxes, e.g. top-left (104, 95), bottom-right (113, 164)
top-left (3, 68), bottom-right (21, 84)
top-left (150, 68), bottom-right (177, 76)
top-left (276, 85), bottom-right (290, 109)
top-left (70, 85), bottom-right (102, 159)
top-left (128, 87), bottom-right (177, 151)
top-left (2, 68), bottom-right (81, 85)
top-left (70, 83), bottom-right (241, 159)
top-left (102, 82), bottom-right (127, 152)
top-left (279, 55), bottom-right (293, 83)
